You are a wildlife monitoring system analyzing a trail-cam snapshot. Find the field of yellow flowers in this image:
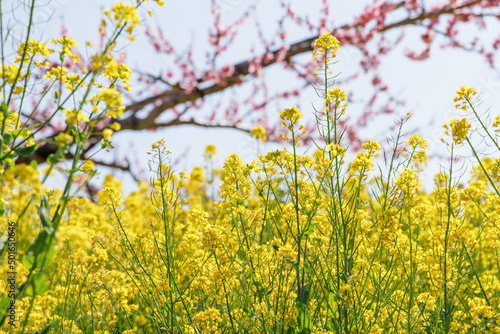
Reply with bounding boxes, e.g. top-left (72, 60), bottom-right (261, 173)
top-left (1, 2), bottom-right (500, 333)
